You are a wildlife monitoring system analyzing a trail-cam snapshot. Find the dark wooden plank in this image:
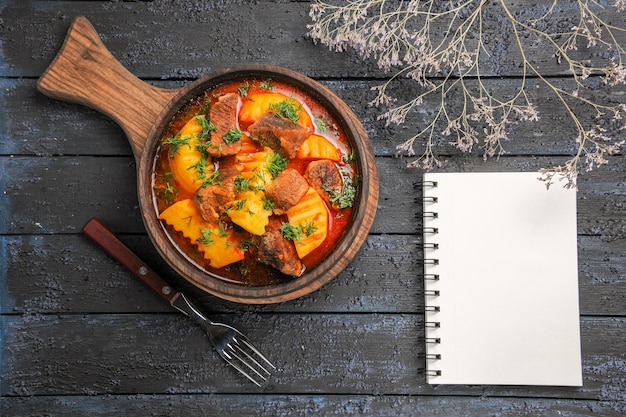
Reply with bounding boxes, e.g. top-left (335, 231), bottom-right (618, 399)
top-left (1, 1), bottom-right (624, 79)
top-left (0, 233), bottom-right (420, 314)
top-left (2, 394), bottom-right (624, 417)
top-left (2, 234), bottom-right (624, 316)
top-left (4, 77), bottom-right (625, 159)
top-left (0, 156), bottom-right (141, 235)
top-left (2, 155), bottom-right (624, 237)
top-left (1, 1), bottom-right (625, 413)
top-left (1, 314), bottom-right (624, 399)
